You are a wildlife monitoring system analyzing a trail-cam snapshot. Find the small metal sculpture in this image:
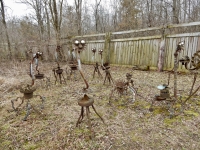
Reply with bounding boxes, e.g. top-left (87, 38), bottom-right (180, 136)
top-left (92, 48), bottom-right (102, 78)
top-left (10, 51), bottom-right (45, 121)
top-left (73, 39), bottom-right (89, 91)
top-left (76, 94), bottom-right (105, 138)
top-left (53, 46), bottom-right (66, 84)
top-left (110, 73), bottom-right (136, 103)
